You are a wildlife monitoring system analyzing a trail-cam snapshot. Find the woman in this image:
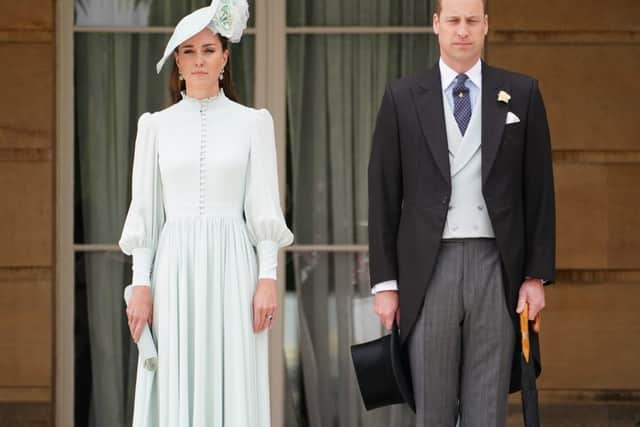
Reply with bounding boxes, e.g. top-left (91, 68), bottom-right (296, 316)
top-left (119, 1), bottom-right (293, 426)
